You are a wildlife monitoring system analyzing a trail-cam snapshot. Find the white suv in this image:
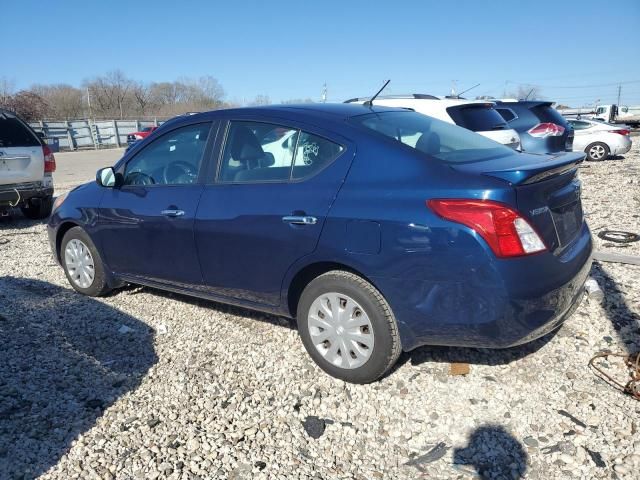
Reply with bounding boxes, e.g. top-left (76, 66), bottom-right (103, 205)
top-left (0, 109), bottom-right (56, 219)
top-left (345, 94), bottom-right (521, 150)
